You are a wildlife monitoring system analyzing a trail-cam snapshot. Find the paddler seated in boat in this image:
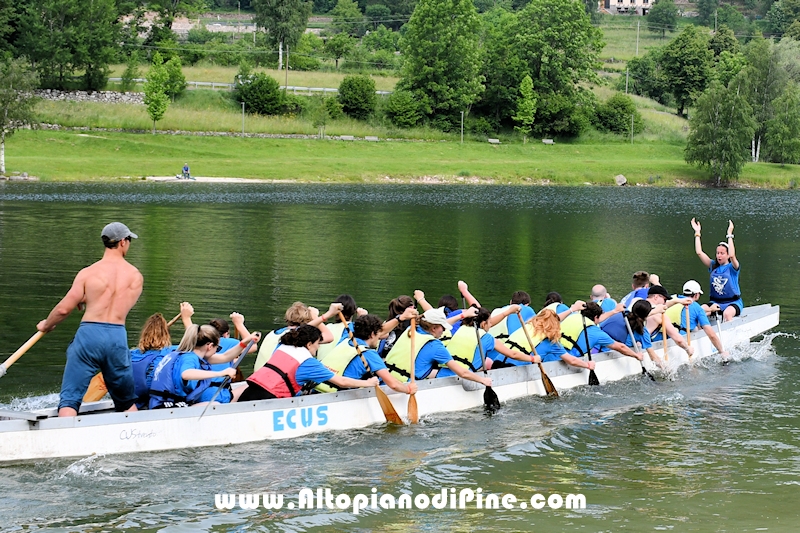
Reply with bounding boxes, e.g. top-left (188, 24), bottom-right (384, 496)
top-left (149, 324), bottom-right (260, 409)
top-left (239, 325), bottom-right (379, 401)
top-left (560, 302), bottom-right (642, 361)
top-left (642, 285), bottom-right (695, 358)
top-left (130, 312), bottom-right (177, 409)
top-left (620, 271), bottom-right (651, 308)
top-left (446, 306), bottom-right (537, 371)
top-left (500, 309), bottom-right (596, 370)
top-left (378, 295), bottom-right (419, 358)
top-left (542, 291), bottom-right (587, 321)
top-left (620, 300), bottom-right (665, 368)
top-left (488, 290), bottom-right (536, 341)
top-left (252, 301), bottom-right (341, 371)
top-left (315, 294), bottom-right (364, 360)
top-left (315, 314), bottom-right (417, 395)
top-left (413, 280), bottom-right (483, 338)
top-left (691, 218), bottom-right (742, 322)
top-left (383, 307), bottom-right (492, 387)
top-left (664, 280), bottom-right (728, 357)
